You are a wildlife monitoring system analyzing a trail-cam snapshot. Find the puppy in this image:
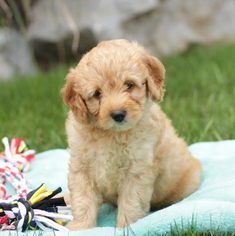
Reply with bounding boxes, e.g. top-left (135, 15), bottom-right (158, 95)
top-left (61, 39), bottom-right (202, 231)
